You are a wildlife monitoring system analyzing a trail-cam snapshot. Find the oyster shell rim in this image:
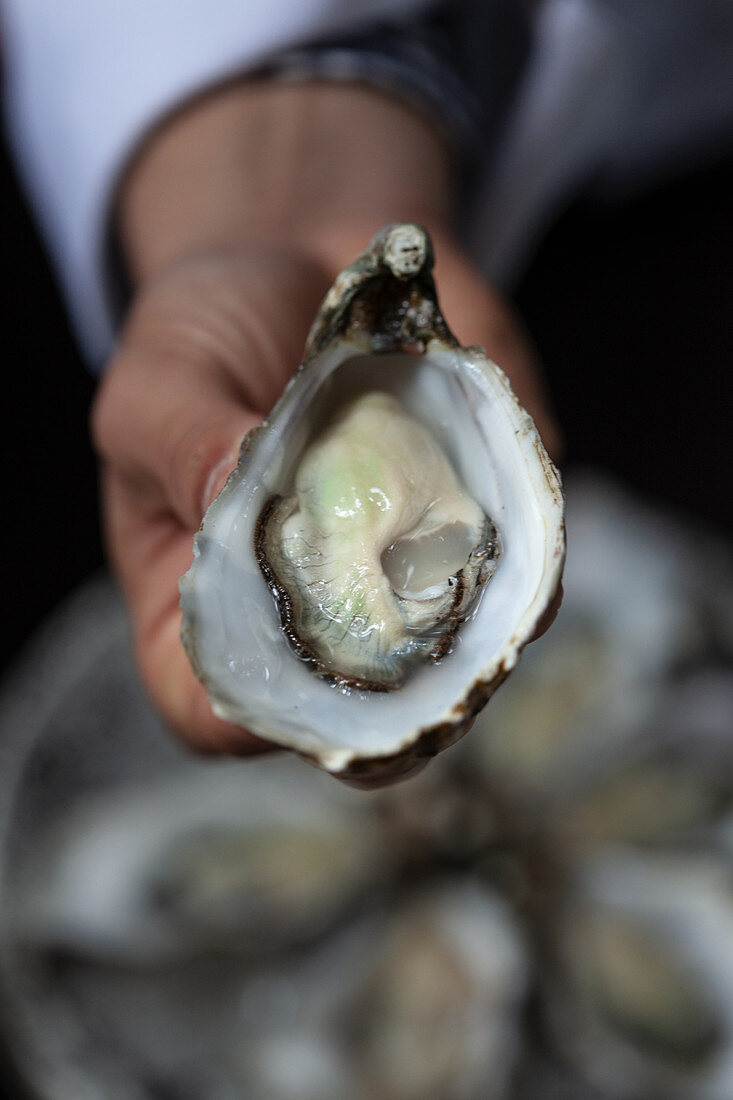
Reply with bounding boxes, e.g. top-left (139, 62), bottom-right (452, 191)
top-left (179, 225), bottom-right (566, 784)
top-left (180, 342), bottom-right (565, 784)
